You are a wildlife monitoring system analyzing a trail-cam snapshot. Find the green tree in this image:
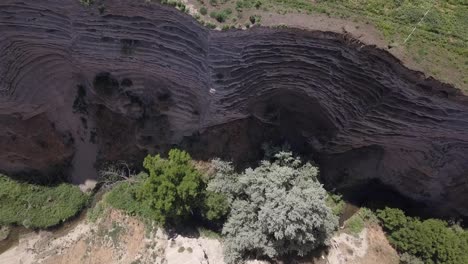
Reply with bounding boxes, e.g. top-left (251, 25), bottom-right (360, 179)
top-left (376, 207), bottom-right (408, 232)
top-left (202, 191), bottom-right (230, 221)
top-left (137, 149), bottom-right (205, 225)
top-left (209, 152), bottom-right (338, 264)
top-left (377, 207), bottom-right (468, 264)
